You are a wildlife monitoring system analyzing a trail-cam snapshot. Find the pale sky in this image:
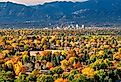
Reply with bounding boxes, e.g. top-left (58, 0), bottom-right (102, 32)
top-left (0, 0), bottom-right (88, 5)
